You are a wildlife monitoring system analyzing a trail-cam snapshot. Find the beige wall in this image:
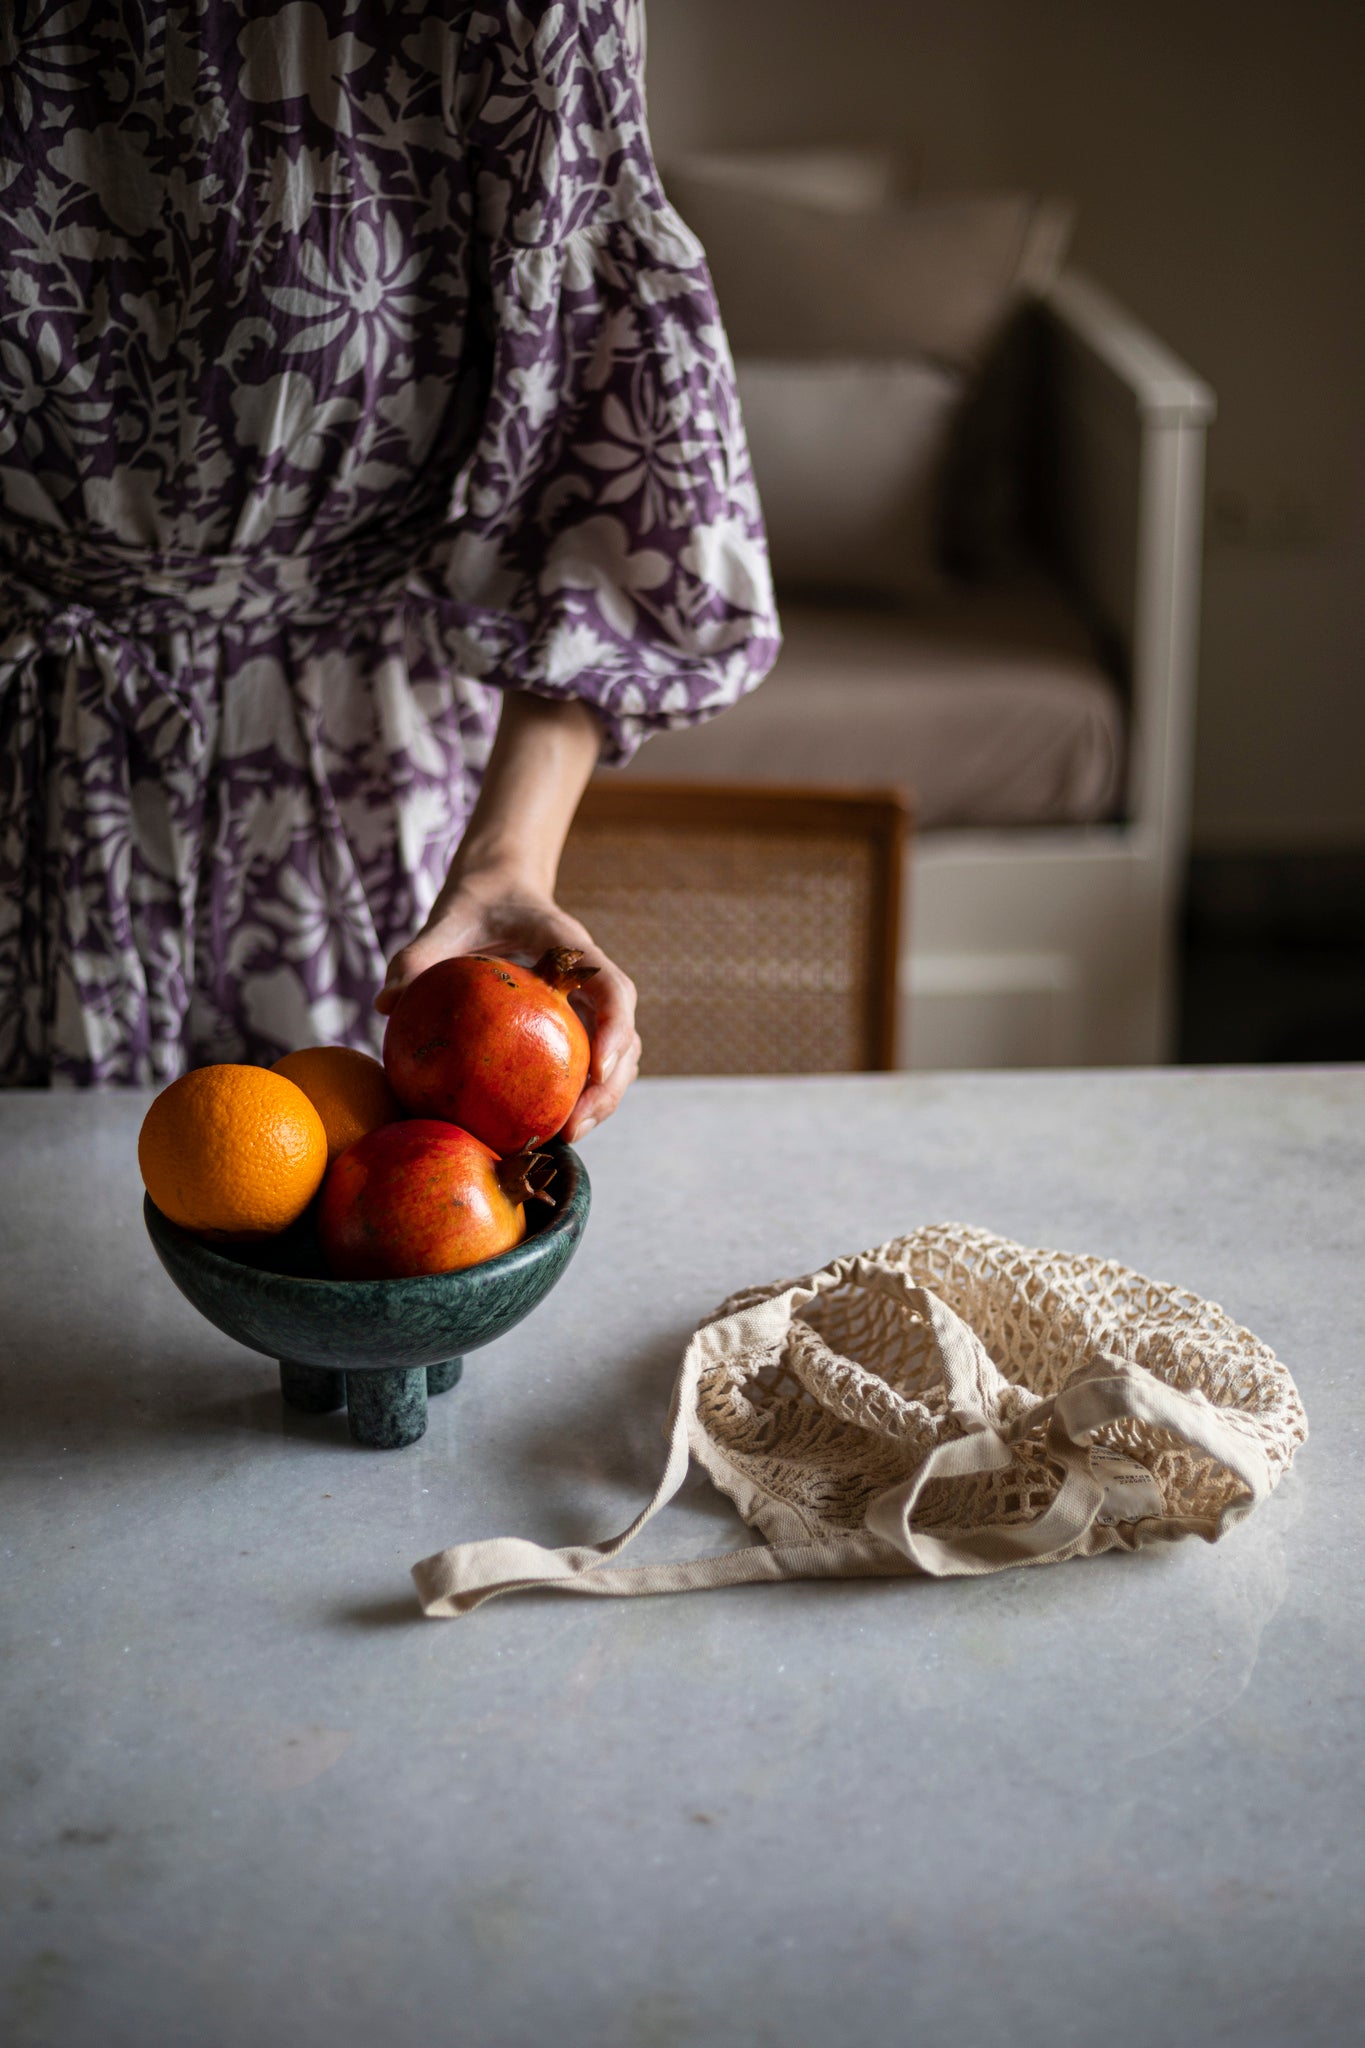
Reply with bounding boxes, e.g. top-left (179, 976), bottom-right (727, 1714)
top-left (644, 0), bottom-right (1365, 852)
